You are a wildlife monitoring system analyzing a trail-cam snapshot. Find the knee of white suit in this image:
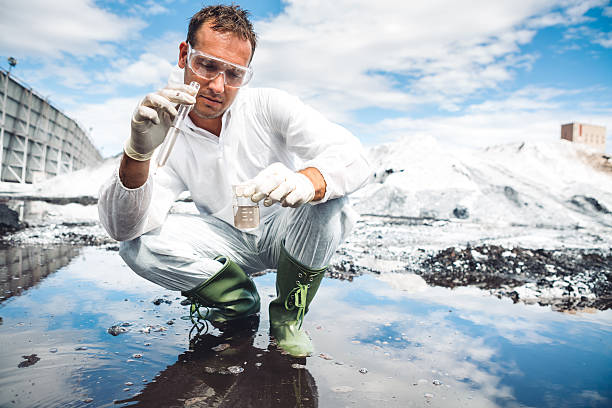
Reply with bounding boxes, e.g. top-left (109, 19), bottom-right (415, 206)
top-left (283, 197), bottom-right (355, 269)
top-left (119, 237), bottom-right (224, 291)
